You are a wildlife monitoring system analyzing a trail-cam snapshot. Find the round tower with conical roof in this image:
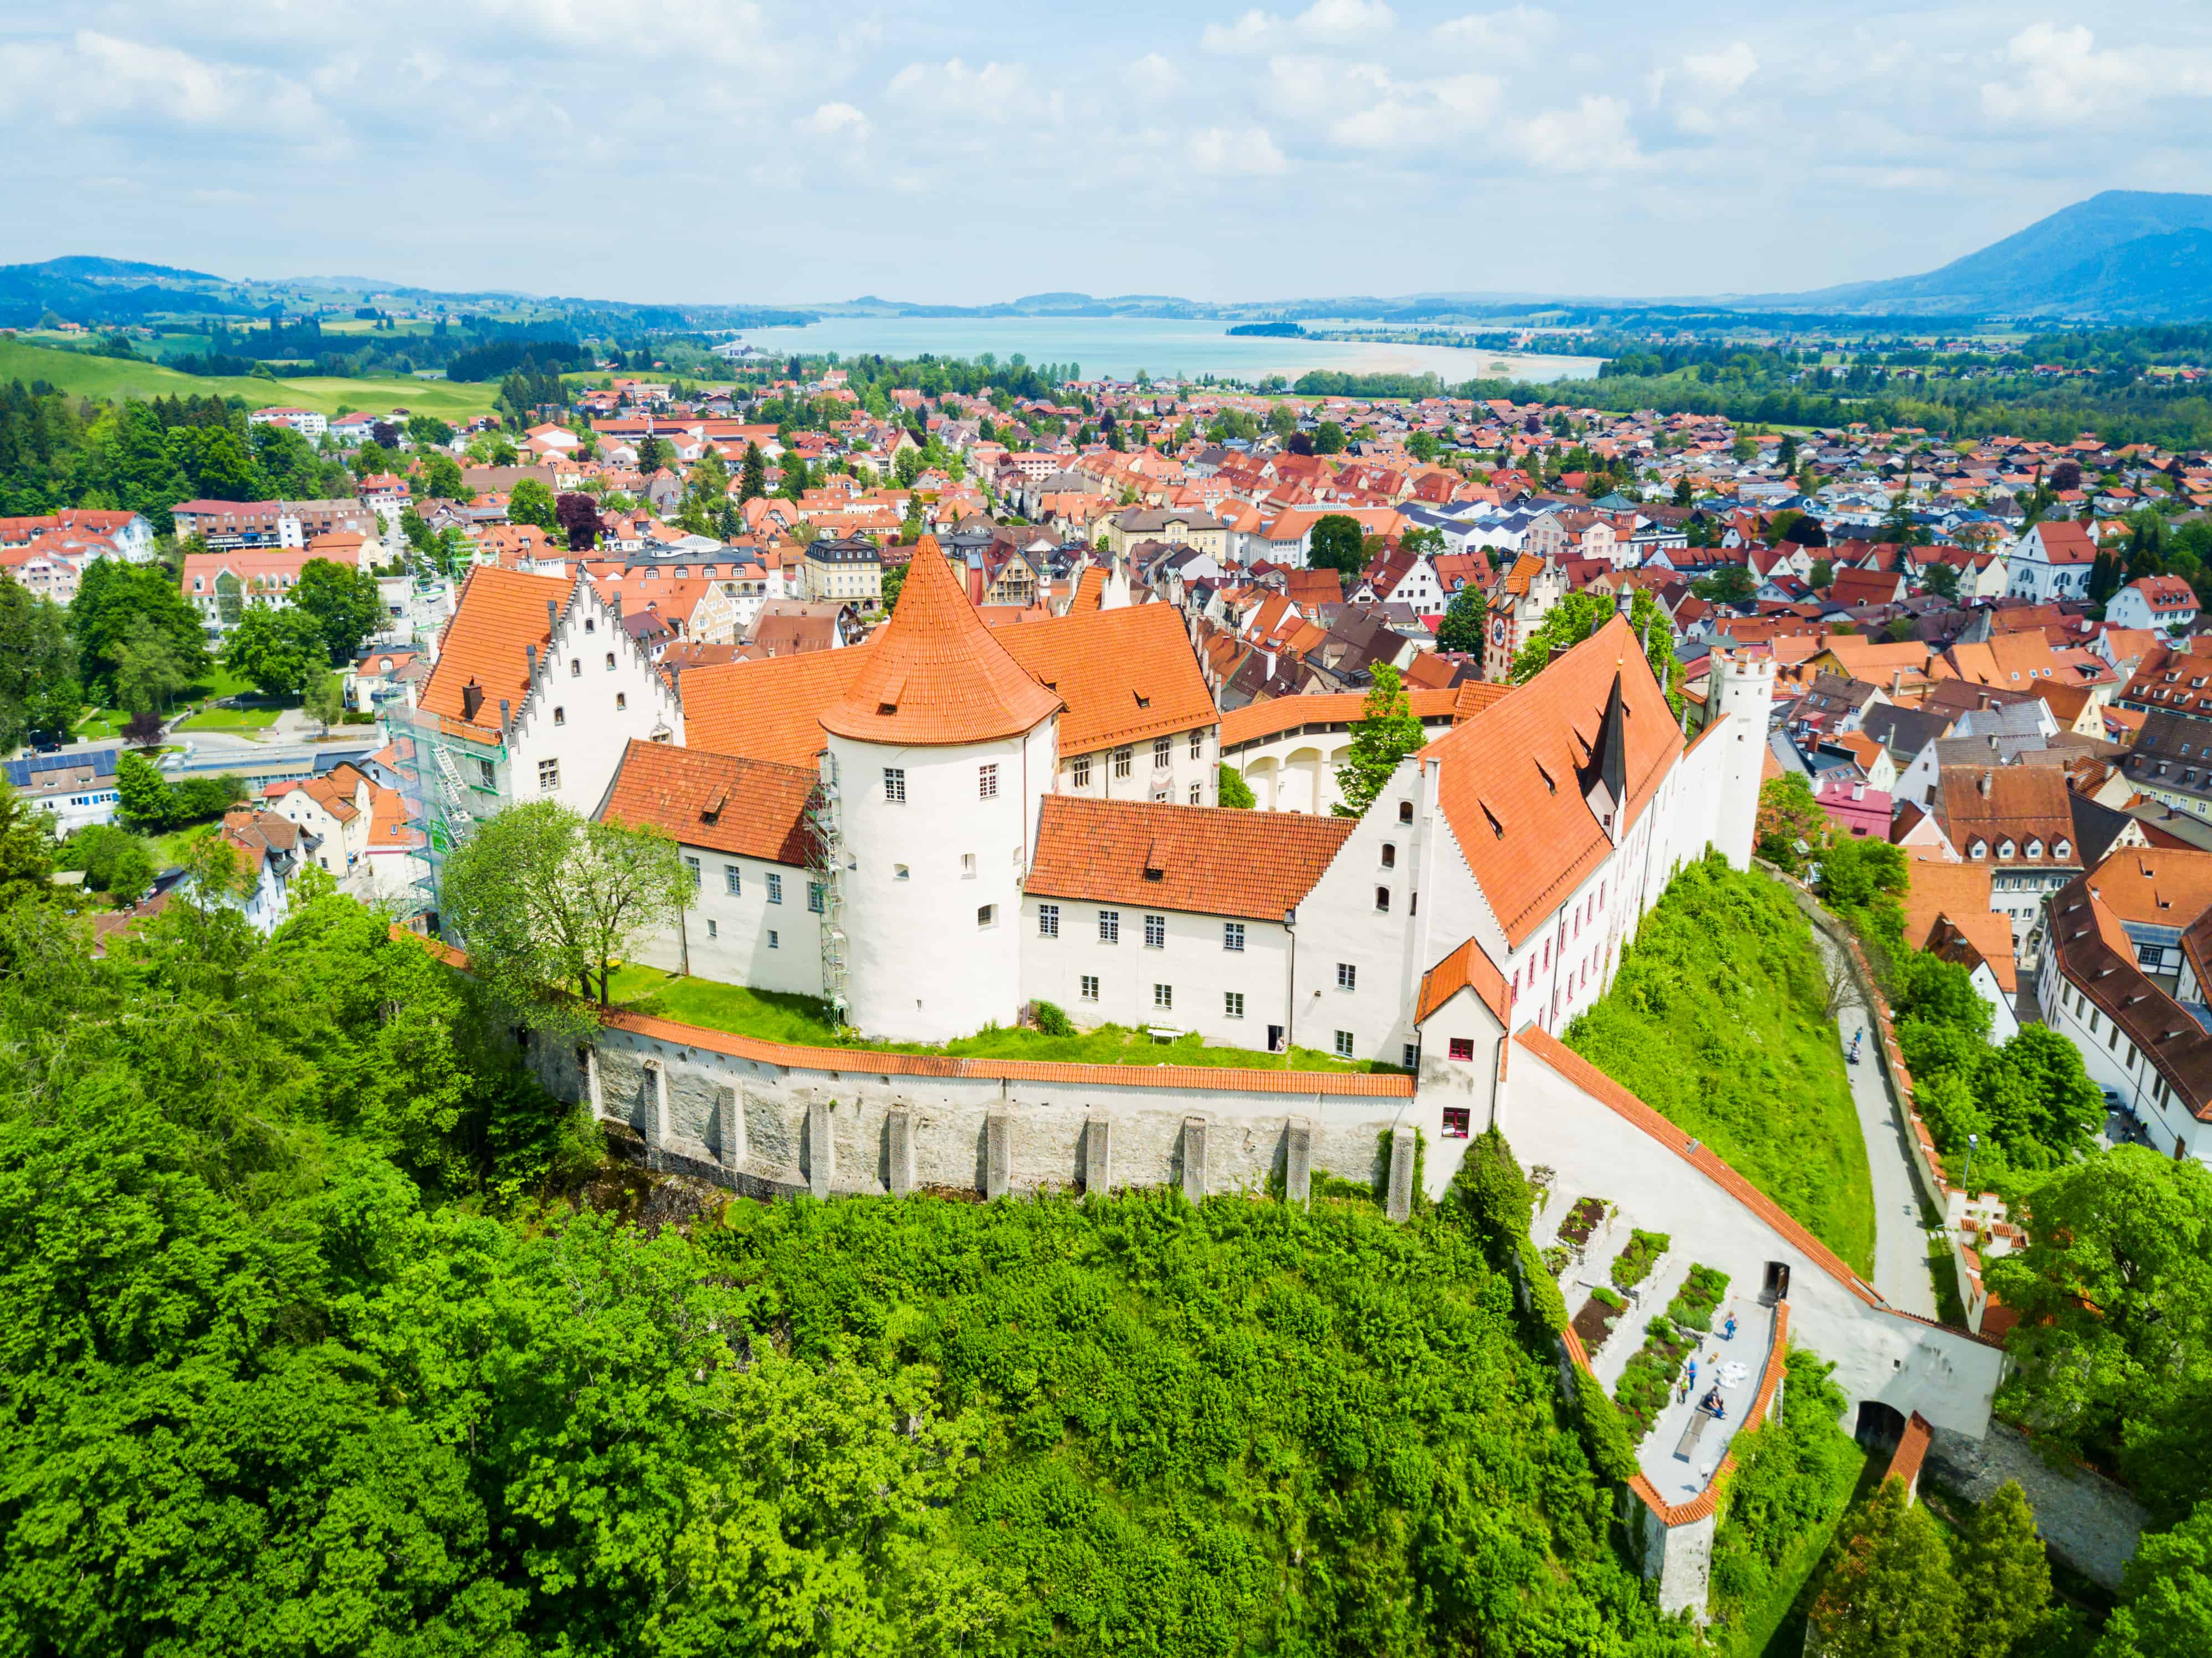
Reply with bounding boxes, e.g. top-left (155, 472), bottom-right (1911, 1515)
top-left (822, 537), bottom-right (1063, 1042)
